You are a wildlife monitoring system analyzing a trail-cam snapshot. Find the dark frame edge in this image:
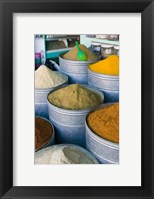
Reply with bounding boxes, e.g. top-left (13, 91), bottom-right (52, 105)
top-left (0, 0), bottom-right (13, 198)
top-left (0, 0), bottom-right (154, 199)
top-left (141, 1), bottom-right (153, 197)
top-left (152, 1), bottom-right (154, 199)
top-left (0, 0), bottom-right (3, 196)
